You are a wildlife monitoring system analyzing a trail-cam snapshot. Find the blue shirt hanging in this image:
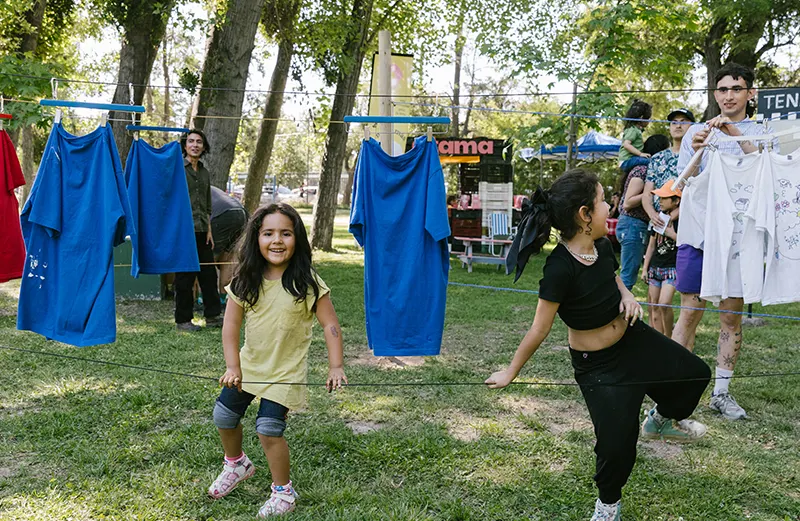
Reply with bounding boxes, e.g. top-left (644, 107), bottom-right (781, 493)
top-left (125, 139), bottom-right (199, 277)
top-left (349, 136), bottom-right (450, 356)
top-left (17, 123), bottom-right (134, 347)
